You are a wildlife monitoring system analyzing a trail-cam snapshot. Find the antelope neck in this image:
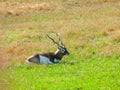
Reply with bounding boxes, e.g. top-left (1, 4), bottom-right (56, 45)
top-left (54, 51), bottom-right (64, 60)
